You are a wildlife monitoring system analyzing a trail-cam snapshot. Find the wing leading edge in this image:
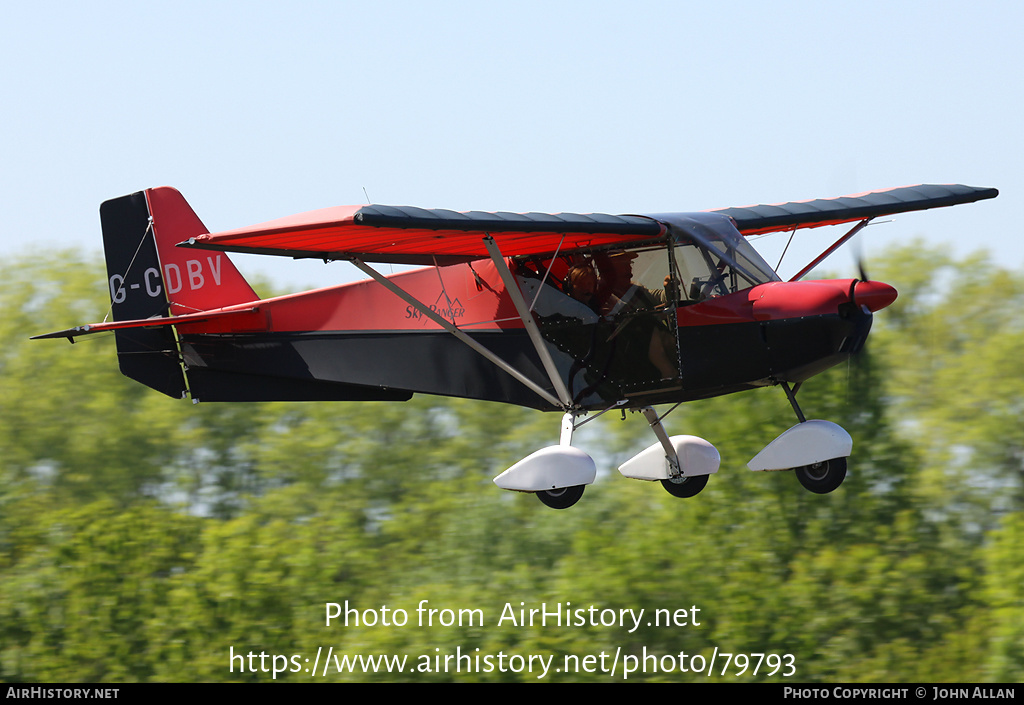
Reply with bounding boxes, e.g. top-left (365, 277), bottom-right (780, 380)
top-left (713, 184), bottom-right (999, 236)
